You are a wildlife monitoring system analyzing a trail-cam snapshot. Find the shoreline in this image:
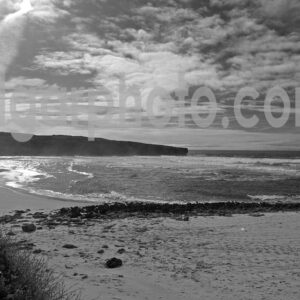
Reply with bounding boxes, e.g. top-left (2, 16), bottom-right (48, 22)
top-left (1, 186), bottom-right (299, 300)
top-left (1, 181), bottom-right (300, 216)
top-left (0, 184), bottom-right (89, 214)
